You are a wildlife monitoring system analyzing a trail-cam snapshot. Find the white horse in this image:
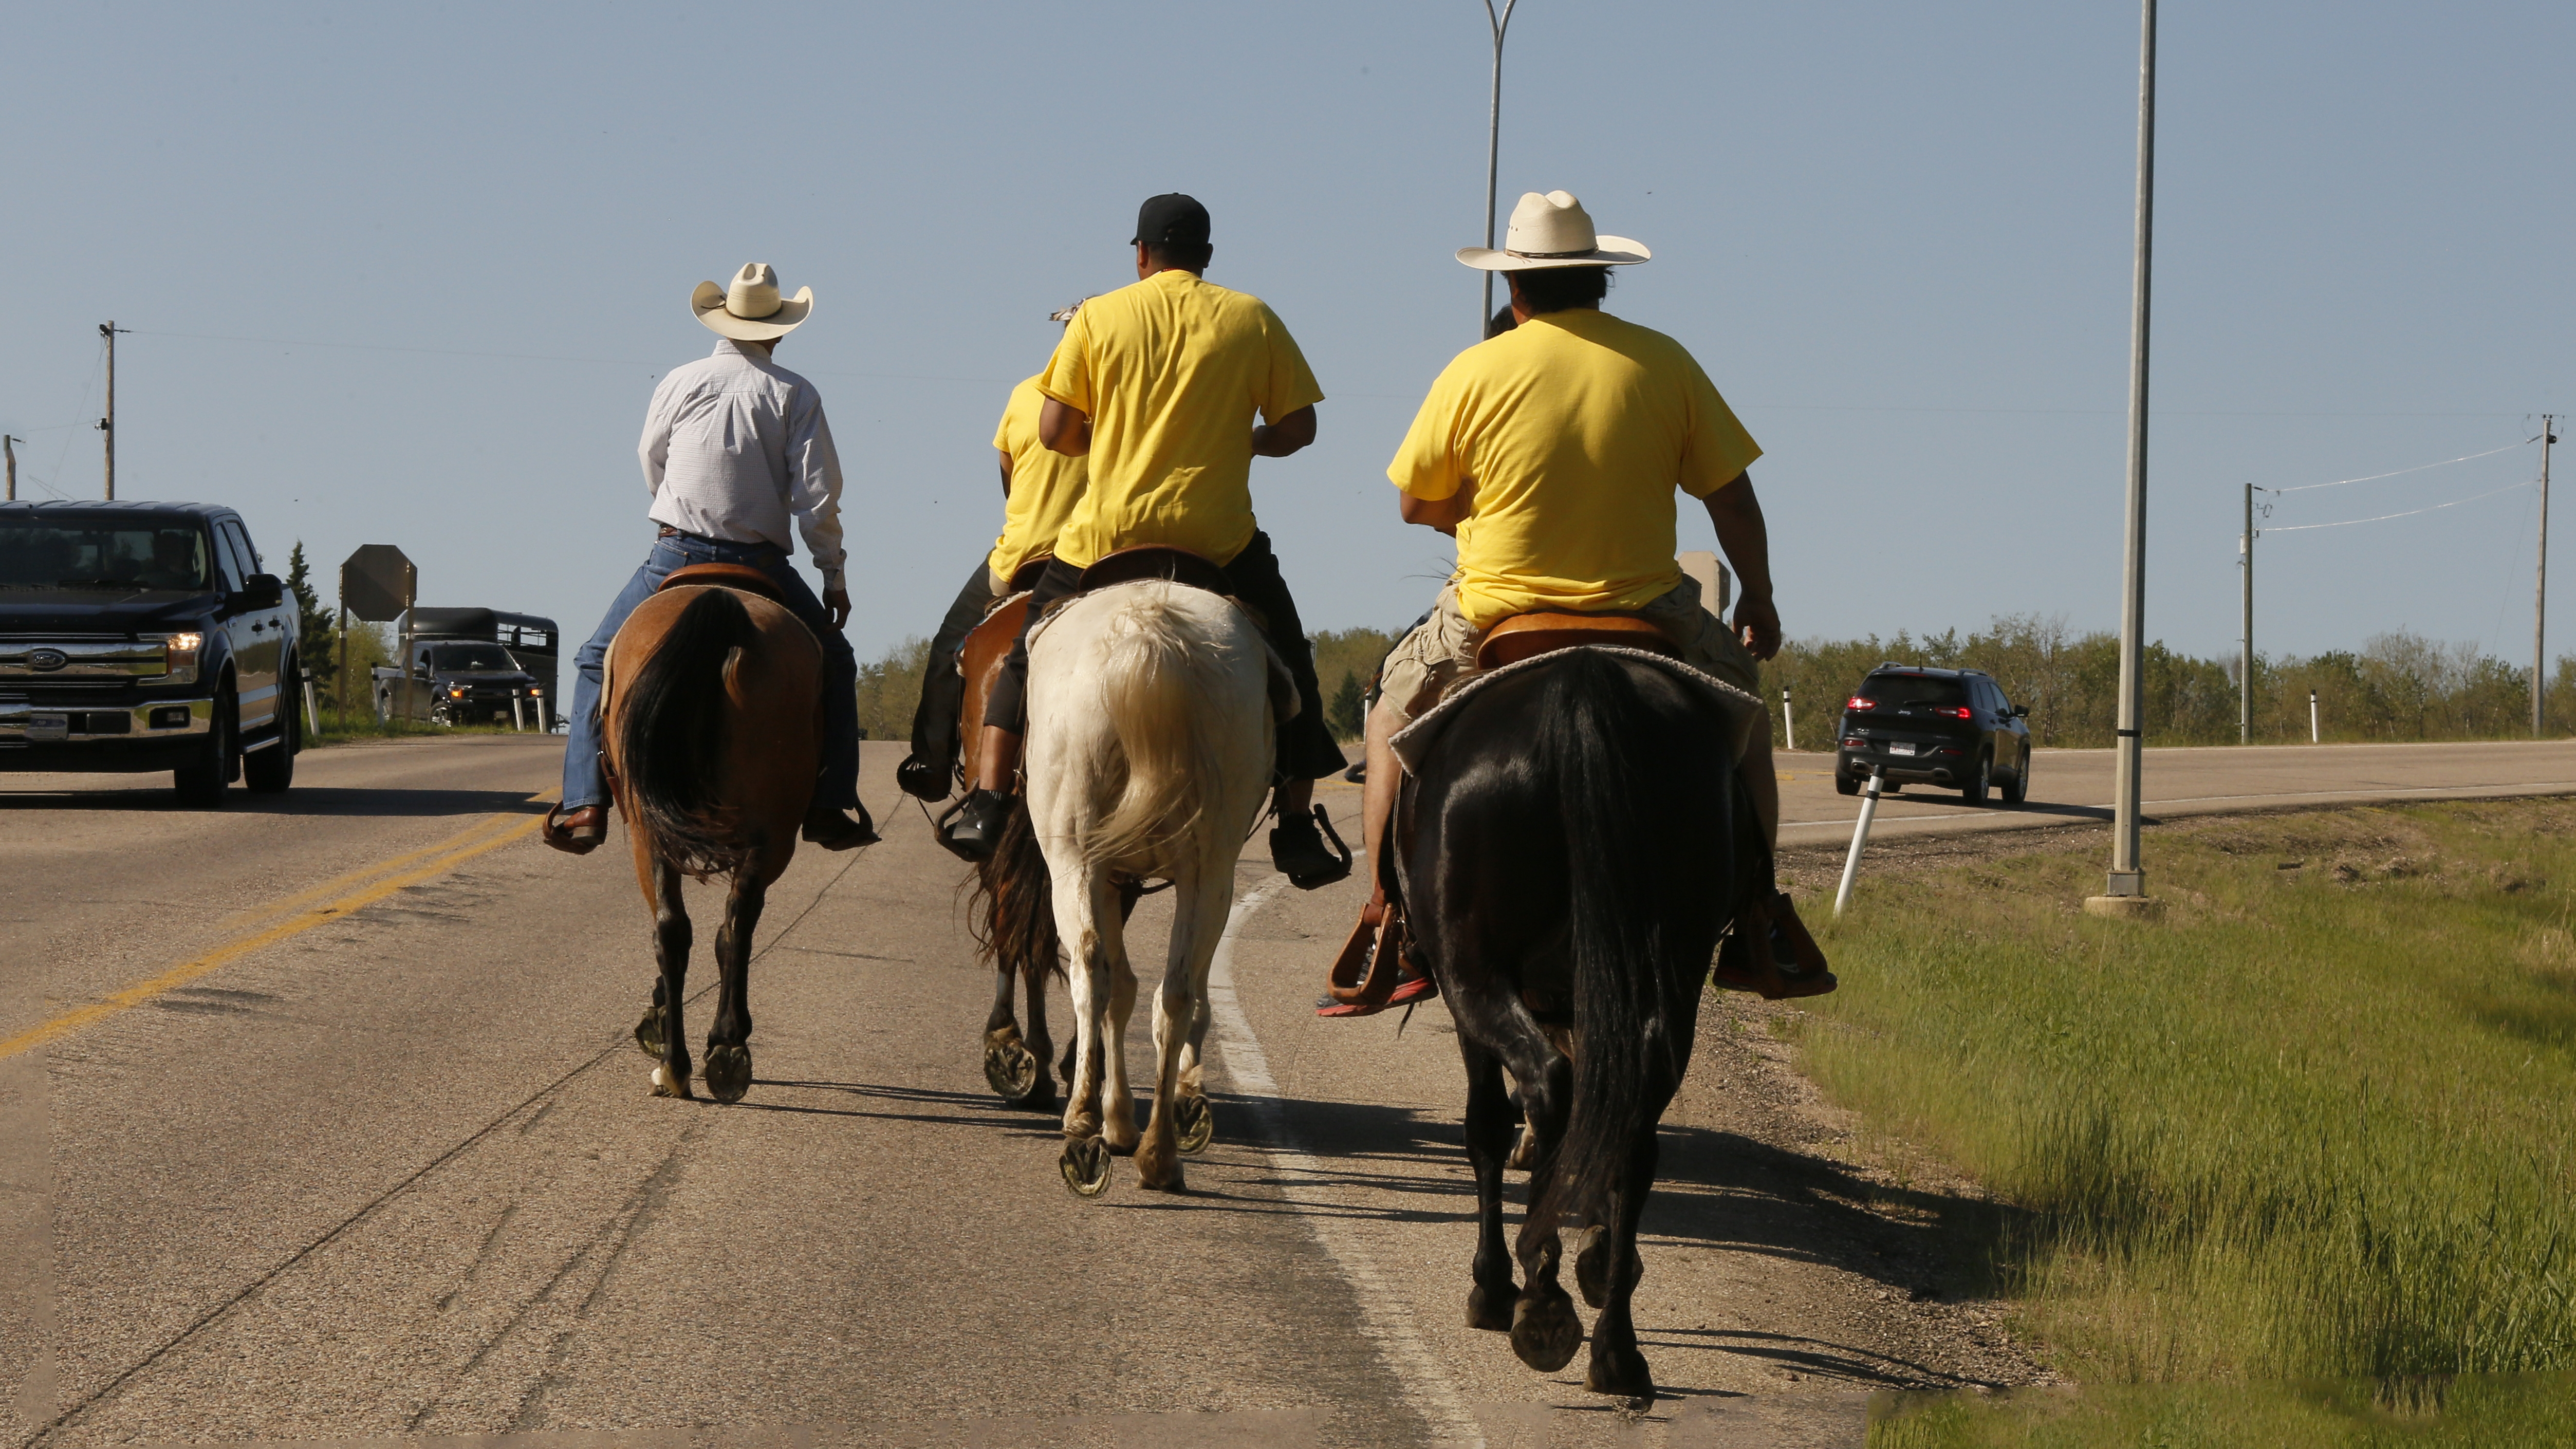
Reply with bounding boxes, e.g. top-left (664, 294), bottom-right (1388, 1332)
top-left (1021, 579), bottom-right (1290, 1196)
